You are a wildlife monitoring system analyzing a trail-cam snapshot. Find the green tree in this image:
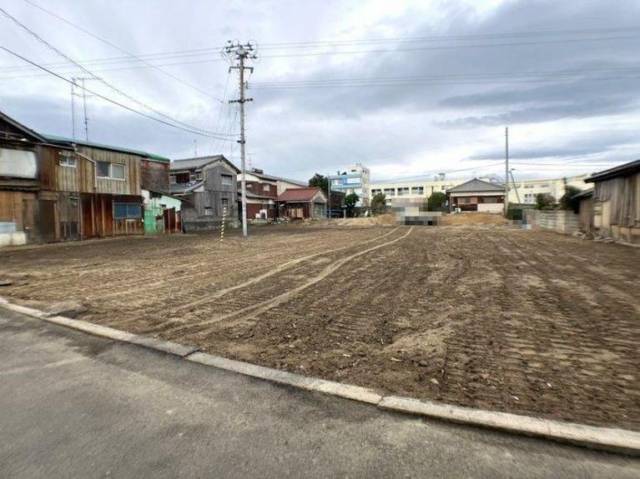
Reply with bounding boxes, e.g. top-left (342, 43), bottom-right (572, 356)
top-left (535, 193), bottom-right (555, 210)
top-left (559, 185), bottom-right (582, 213)
top-left (370, 192), bottom-right (387, 215)
top-left (426, 191), bottom-right (447, 211)
top-left (308, 173), bottom-right (328, 192)
top-left (344, 192), bottom-right (359, 217)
